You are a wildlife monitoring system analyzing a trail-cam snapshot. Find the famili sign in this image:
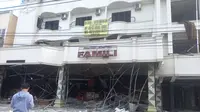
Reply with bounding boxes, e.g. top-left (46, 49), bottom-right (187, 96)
top-left (78, 46), bottom-right (117, 58)
top-left (84, 19), bottom-right (108, 36)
